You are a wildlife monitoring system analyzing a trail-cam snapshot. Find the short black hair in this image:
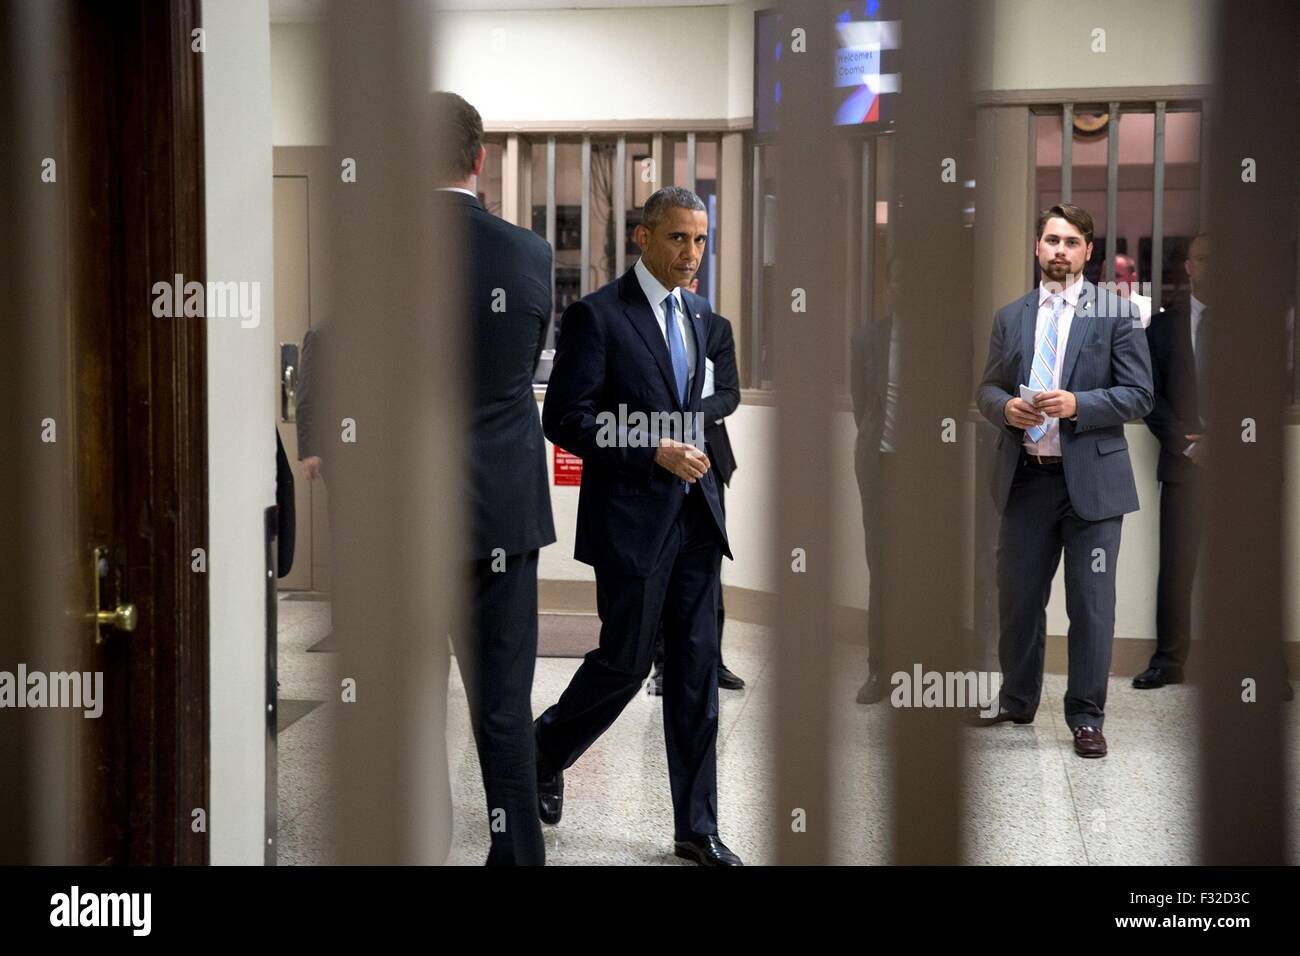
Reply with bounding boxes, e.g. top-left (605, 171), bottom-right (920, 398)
top-left (432, 91), bottom-right (483, 181)
top-left (642, 186), bottom-right (706, 232)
